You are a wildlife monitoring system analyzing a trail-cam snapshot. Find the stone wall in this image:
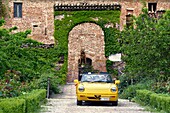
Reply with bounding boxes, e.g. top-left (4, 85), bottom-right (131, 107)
top-left (54, 0), bottom-right (170, 31)
top-left (4, 0), bottom-right (55, 44)
top-left (68, 23), bottom-right (106, 82)
top-left (4, 0), bottom-right (170, 43)
top-left (119, 0), bottom-right (170, 30)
